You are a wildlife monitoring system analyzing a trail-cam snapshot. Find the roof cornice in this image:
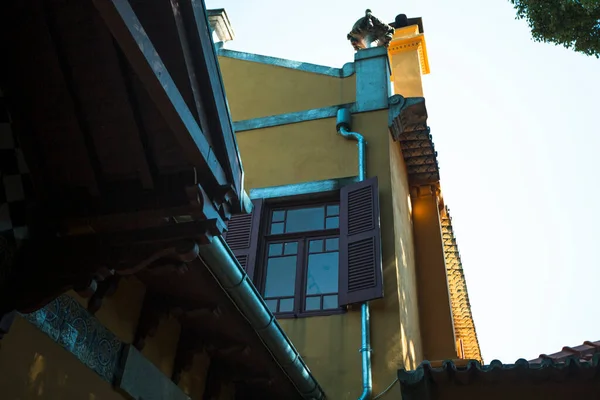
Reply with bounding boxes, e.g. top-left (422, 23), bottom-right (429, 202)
top-left (388, 95), bottom-right (439, 185)
top-left (216, 48), bottom-right (355, 78)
